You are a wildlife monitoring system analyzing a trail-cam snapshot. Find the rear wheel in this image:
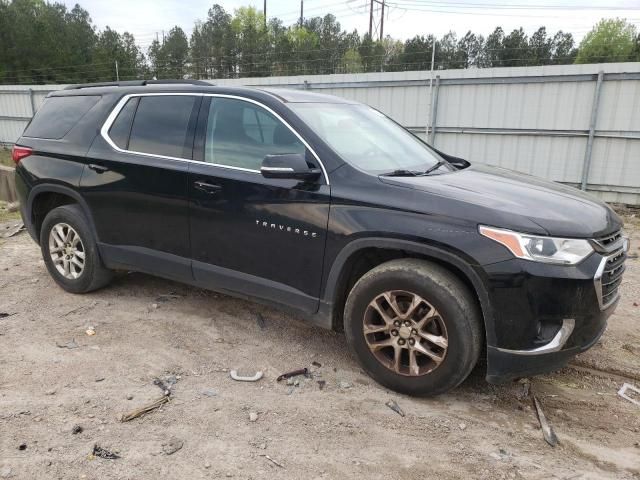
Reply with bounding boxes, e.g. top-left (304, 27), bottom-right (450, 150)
top-left (40, 204), bottom-right (113, 293)
top-left (344, 259), bottom-right (483, 396)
